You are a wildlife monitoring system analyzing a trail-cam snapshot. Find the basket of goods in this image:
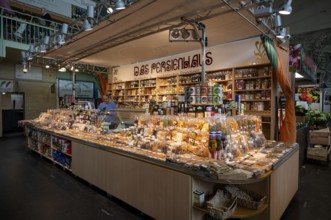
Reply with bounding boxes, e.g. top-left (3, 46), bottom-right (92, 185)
top-left (206, 189), bottom-right (237, 220)
top-left (224, 185), bottom-right (266, 210)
